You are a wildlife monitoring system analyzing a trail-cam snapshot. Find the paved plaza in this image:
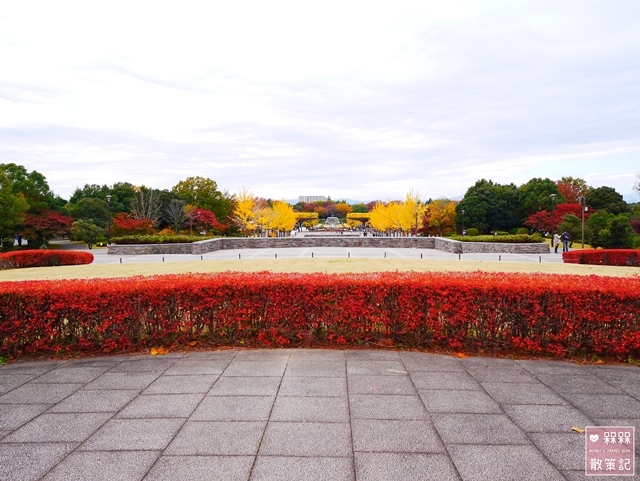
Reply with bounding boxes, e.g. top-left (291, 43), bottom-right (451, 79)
top-left (1, 349), bottom-right (639, 480)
